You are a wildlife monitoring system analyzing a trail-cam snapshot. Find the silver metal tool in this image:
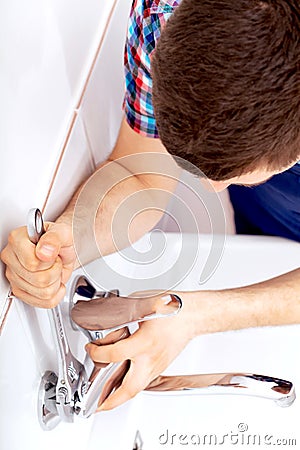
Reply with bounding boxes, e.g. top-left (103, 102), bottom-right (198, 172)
top-left (27, 208), bottom-right (88, 429)
top-left (27, 208), bottom-right (45, 244)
